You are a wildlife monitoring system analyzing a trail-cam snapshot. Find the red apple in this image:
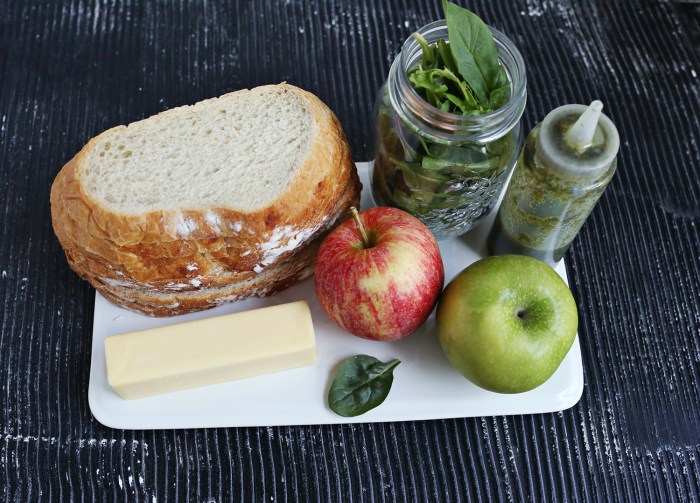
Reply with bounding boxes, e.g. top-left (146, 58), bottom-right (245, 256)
top-left (315, 206), bottom-right (444, 341)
